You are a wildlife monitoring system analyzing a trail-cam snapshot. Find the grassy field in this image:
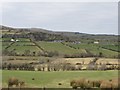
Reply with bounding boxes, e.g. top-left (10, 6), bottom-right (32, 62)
top-left (2, 42), bottom-right (12, 50)
top-left (37, 41), bottom-right (86, 55)
top-left (100, 44), bottom-right (119, 52)
top-left (1, 38), bottom-right (119, 58)
top-left (6, 41), bottom-right (42, 55)
top-left (65, 43), bottom-right (118, 58)
top-left (2, 38), bottom-right (31, 52)
top-left (12, 42), bottom-right (35, 46)
top-left (2, 70), bottom-right (118, 88)
top-left (8, 46), bottom-right (42, 55)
